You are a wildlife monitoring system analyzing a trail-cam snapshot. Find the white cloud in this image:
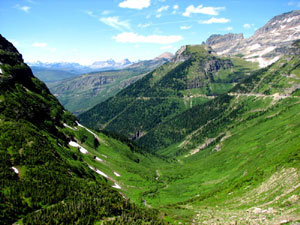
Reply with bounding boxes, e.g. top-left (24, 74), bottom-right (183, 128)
top-left (160, 45), bottom-right (172, 50)
top-left (183, 5), bottom-right (225, 17)
top-left (100, 17), bottom-right (130, 31)
top-left (32, 42), bottom-right (48, 48)
top-left (157, 5), bottom-right (169, 13)
top-left (15, 4), bottom-right (31, 13)
top-left (225, 26), bottom-right (233, 31)
top-left (156, 14), bottom-right (162, 18)
top-left (85, 10), bottom-right (97, 18)
top-left (172, 4), bottom-right (179, 14)
top-left (180, 25), bottom-right (192, 30)
top-left (200, 17), bottom-right (230, 24)
top-left (243, 23), bottom-right (251, 29)
top-left (138, 23), bottom-right (151, 28)
top-left (113, 32), bottom-right (183, 44)
top-left (119, 0), bottom-right (151, 10)
top-left (102, 10), bottom-right (110, 15)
